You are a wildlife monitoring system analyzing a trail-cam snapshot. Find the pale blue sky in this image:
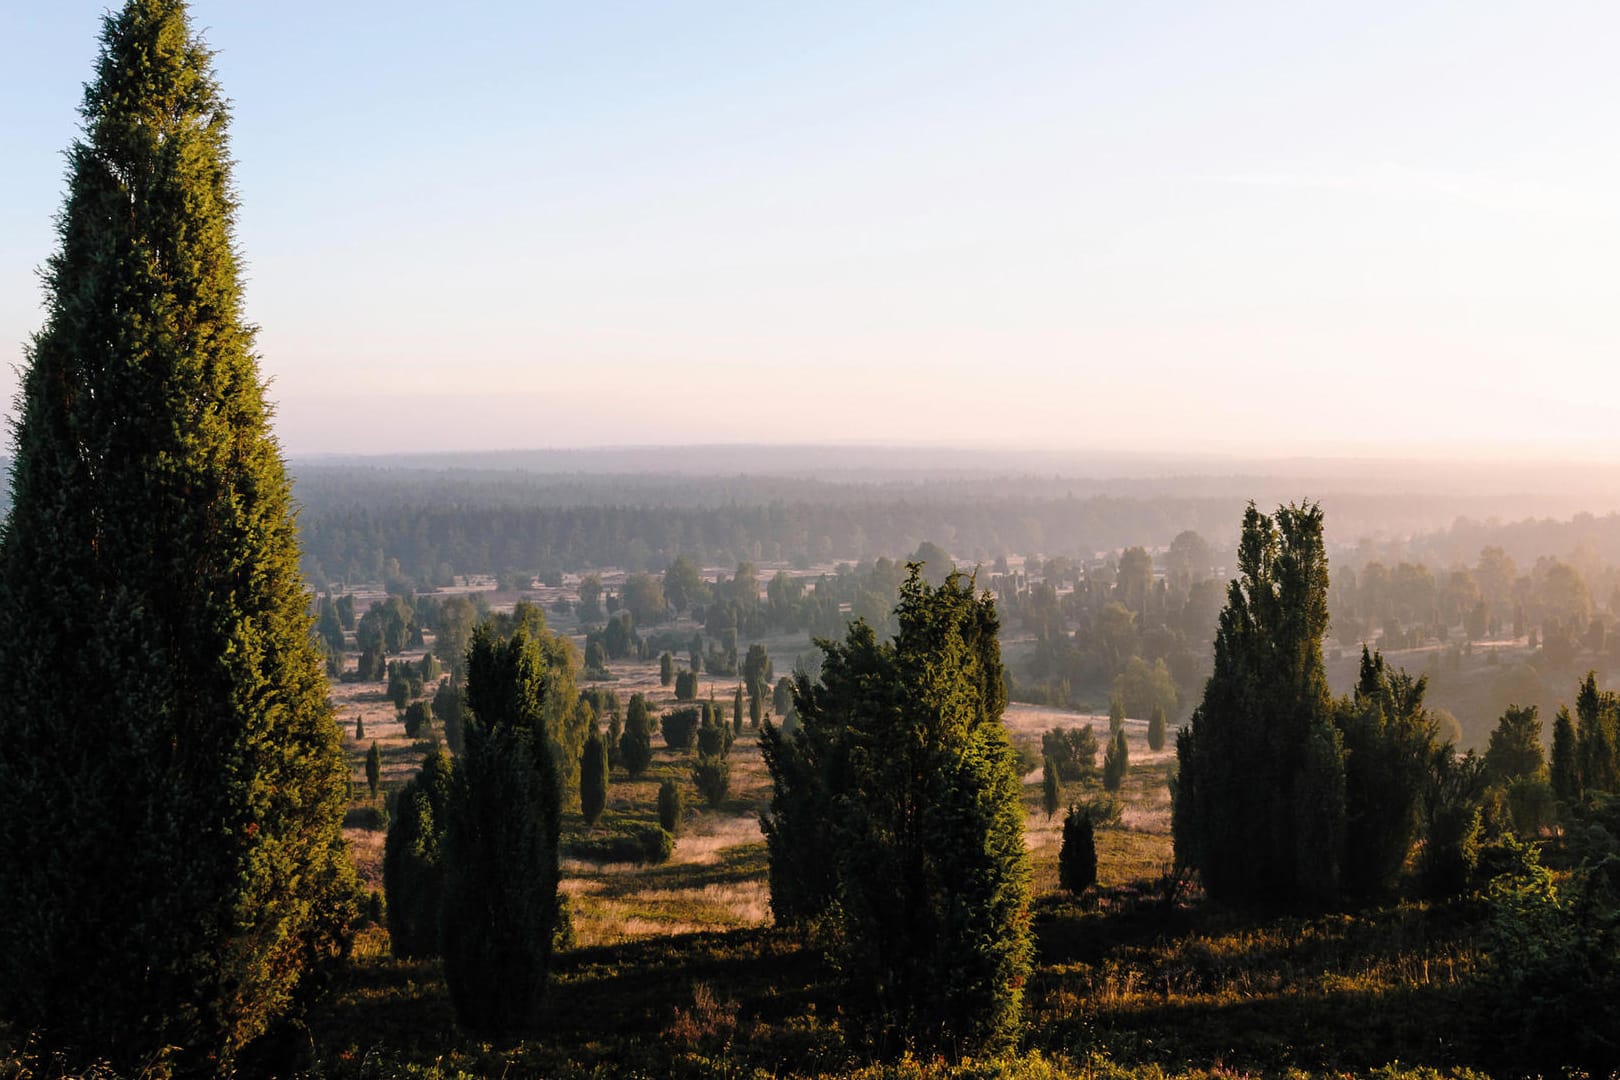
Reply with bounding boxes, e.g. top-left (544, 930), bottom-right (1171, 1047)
top-left (3, 2), bottom-right (1618, 456)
